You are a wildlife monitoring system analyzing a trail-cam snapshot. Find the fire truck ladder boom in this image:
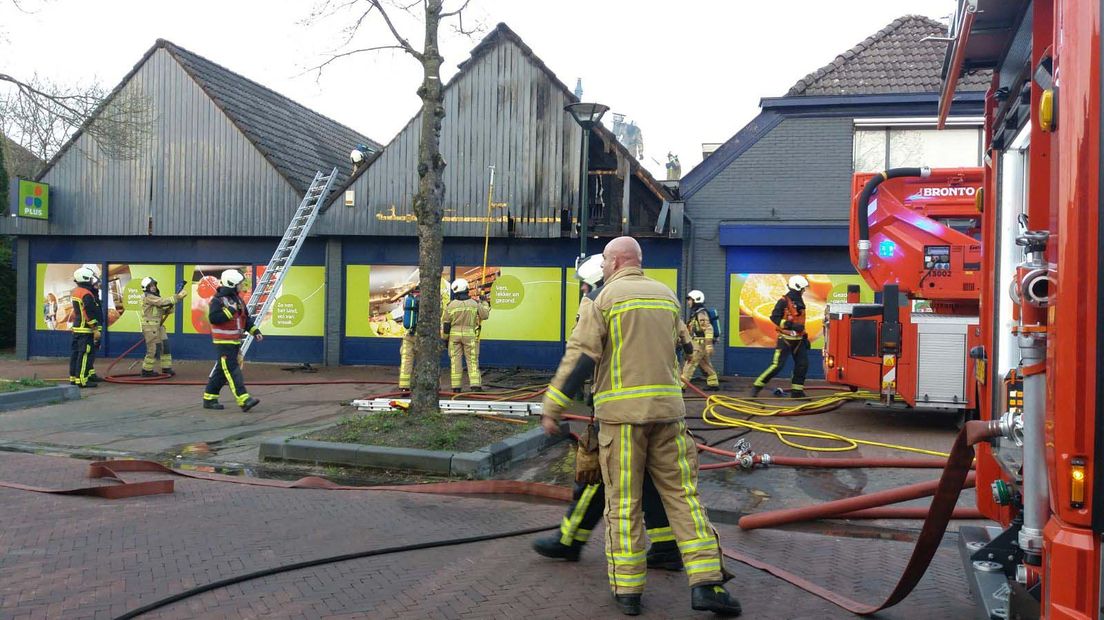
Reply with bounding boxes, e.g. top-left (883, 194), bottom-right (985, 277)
top-left (240, 168), bottom-right (338, 358)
